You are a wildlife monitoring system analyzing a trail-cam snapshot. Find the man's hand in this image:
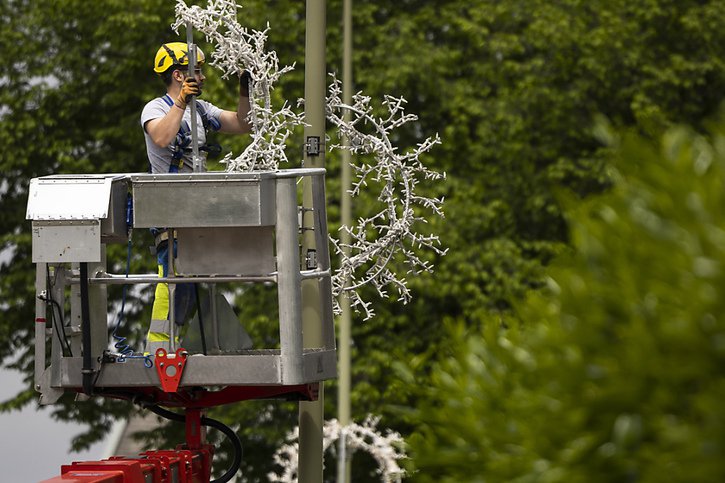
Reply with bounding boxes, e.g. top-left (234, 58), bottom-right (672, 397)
top-left (239, 70), bottom-right (252, 98)
top-left (176, 77), bottom-right (201, 109)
